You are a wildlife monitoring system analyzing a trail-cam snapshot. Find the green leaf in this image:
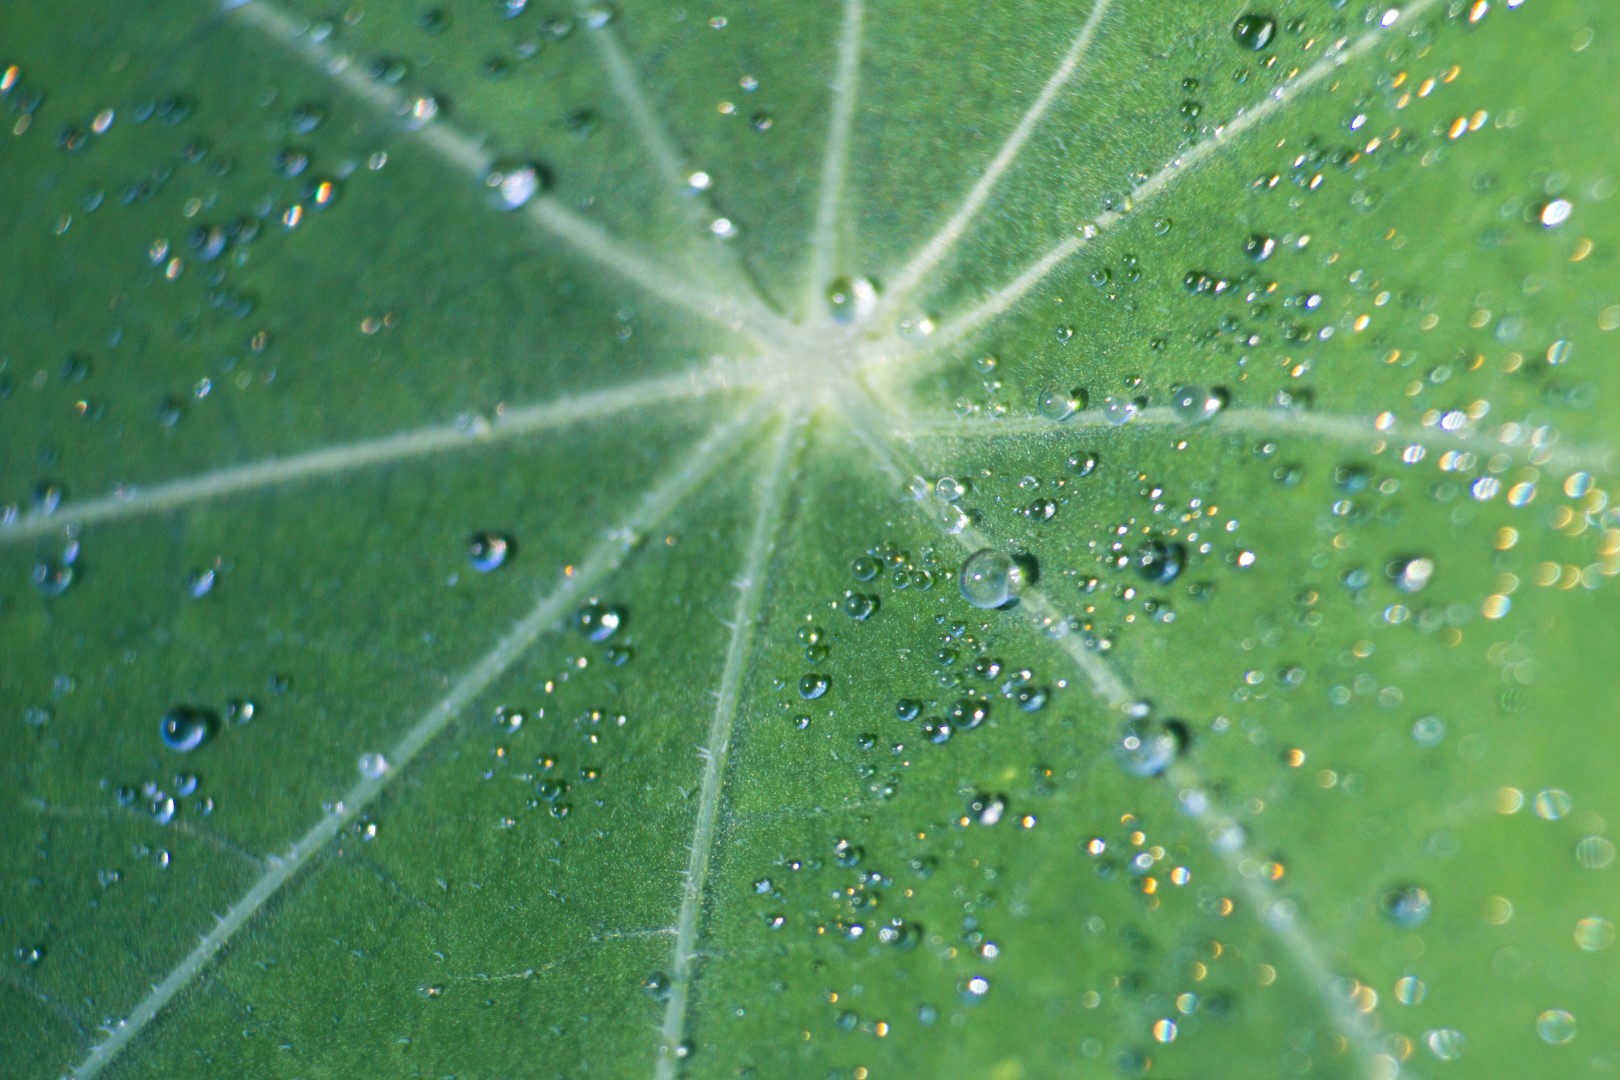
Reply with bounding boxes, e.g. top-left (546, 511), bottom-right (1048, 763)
top-left (3, 0), bottom-right (1617, 1076)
